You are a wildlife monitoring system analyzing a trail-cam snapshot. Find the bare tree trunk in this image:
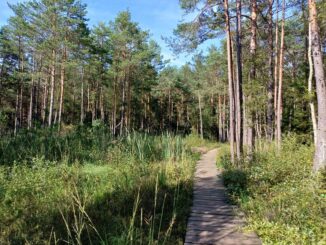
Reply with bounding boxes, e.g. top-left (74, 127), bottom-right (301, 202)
top-left (58, 47), bottom-right (66, 127)
top-left (276, 0), bottom-right (285, 150)
top-left (42, 77), bottom-right (48, 126)
top-left (19, 83), bottom-right (23, 129)
top-left (27, 56), bottom-right (35, 129)
top-left (100, 86), bottom-right (105, 121)
top-left (308, 22), bottom-right (317, 146)
top-left (120, 75), bottom-right (126, 136)
top-left (28, 78), bottom-right (34, 129)
top-left (36, 77), bottom-right (41, 122)
top-left (274, 0), bottom-right (279, 136)
top-left (218, 95), bottom-right (223, 141)
top-left (147, 95), bottom-right (150, 133)
top-left (80, 68), bottom-right (84, 125)
top-left (113, 77), bottom-right (117, 135)
top-left (247, 0), bottom-right (257, 158)
top-left (235, 0), bottom-right (243, 160)
top-left (309, 0), bottom-right (326, 171)
top-left (17, 36), bottom-right (23, 131)
top-left (198, 93), bottom-right (203, 139)
top-left (223, 94), bottom-right (226, 141)
top-left (14, 89), bottom-right (19, 135)
top-left (48, 49), bottom-right (56, 127)
top-left (87, 84), bottom-right (90, 112)
top-left (267, 0), bottom-right (274, 140)
top-left (224, 0), bottom-right (235, 163)
top-left (168, 89), bottom-right (171, 130)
